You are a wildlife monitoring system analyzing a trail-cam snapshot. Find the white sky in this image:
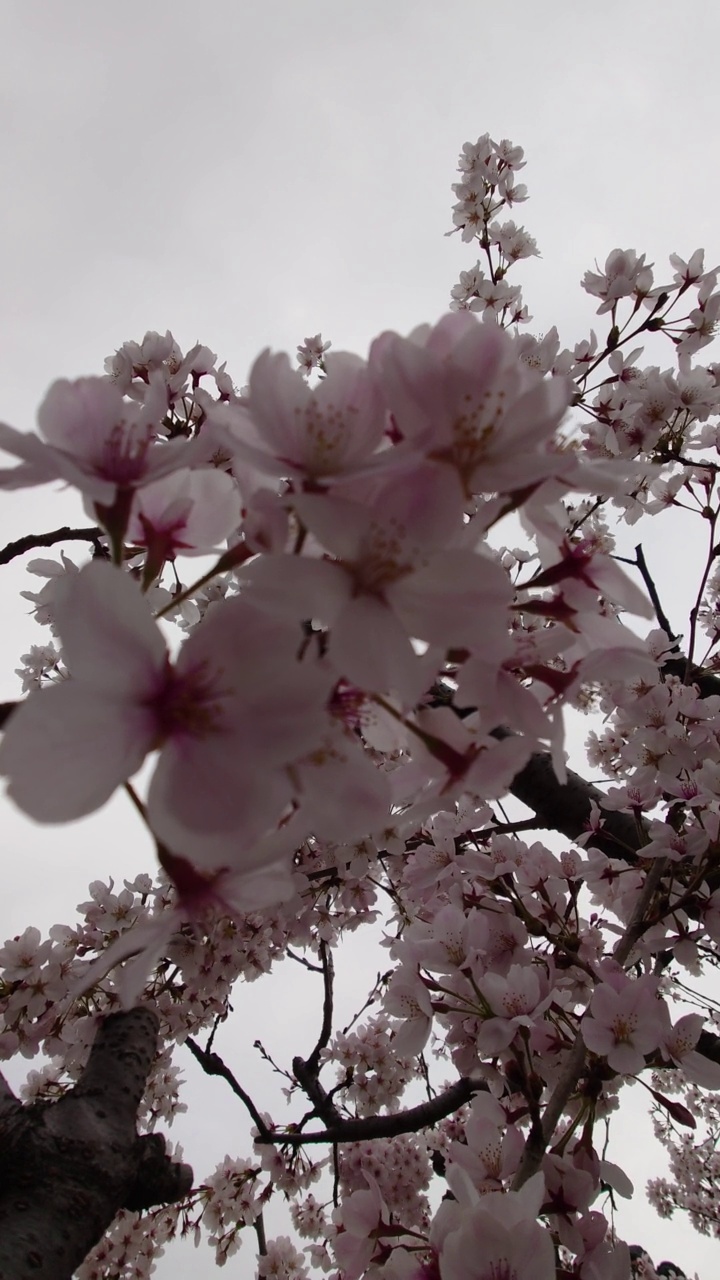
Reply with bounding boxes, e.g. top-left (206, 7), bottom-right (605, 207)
top-left (2, 1), bottom-right (720, 1275)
